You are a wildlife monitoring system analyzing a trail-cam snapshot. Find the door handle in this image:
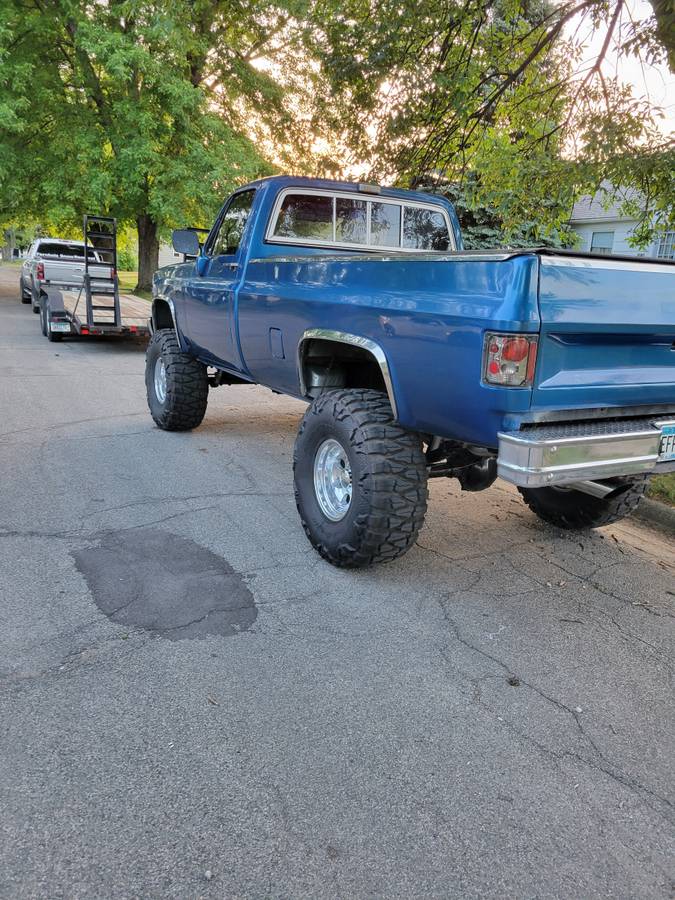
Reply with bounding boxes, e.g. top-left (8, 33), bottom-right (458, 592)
top-left (227, 262), bottom-right (238, 272)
